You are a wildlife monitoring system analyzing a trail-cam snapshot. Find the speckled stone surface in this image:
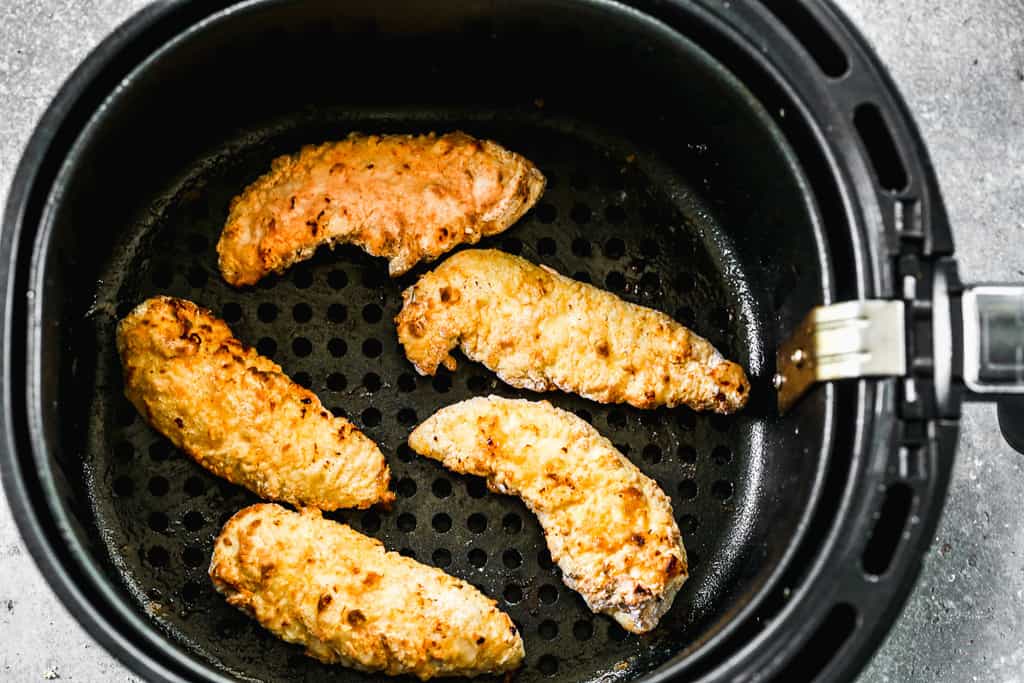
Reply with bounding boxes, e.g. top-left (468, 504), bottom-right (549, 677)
top-left (0, 1), bottom-right (1021, 681)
